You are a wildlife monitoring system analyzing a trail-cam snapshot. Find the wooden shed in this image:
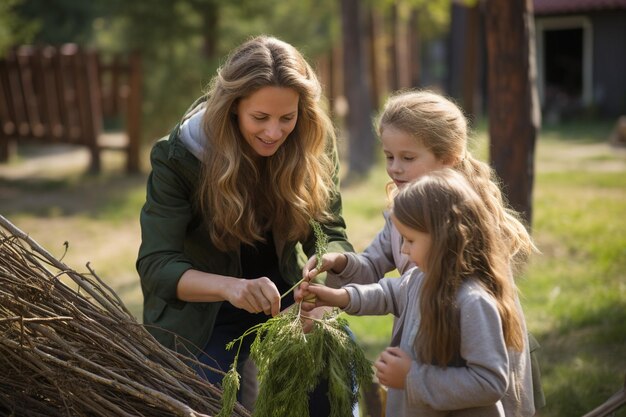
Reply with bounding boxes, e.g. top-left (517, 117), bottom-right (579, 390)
top-left (534, 0), bottom-right (626, 120)
top-left (446, 0), bottom-right (626, 121)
